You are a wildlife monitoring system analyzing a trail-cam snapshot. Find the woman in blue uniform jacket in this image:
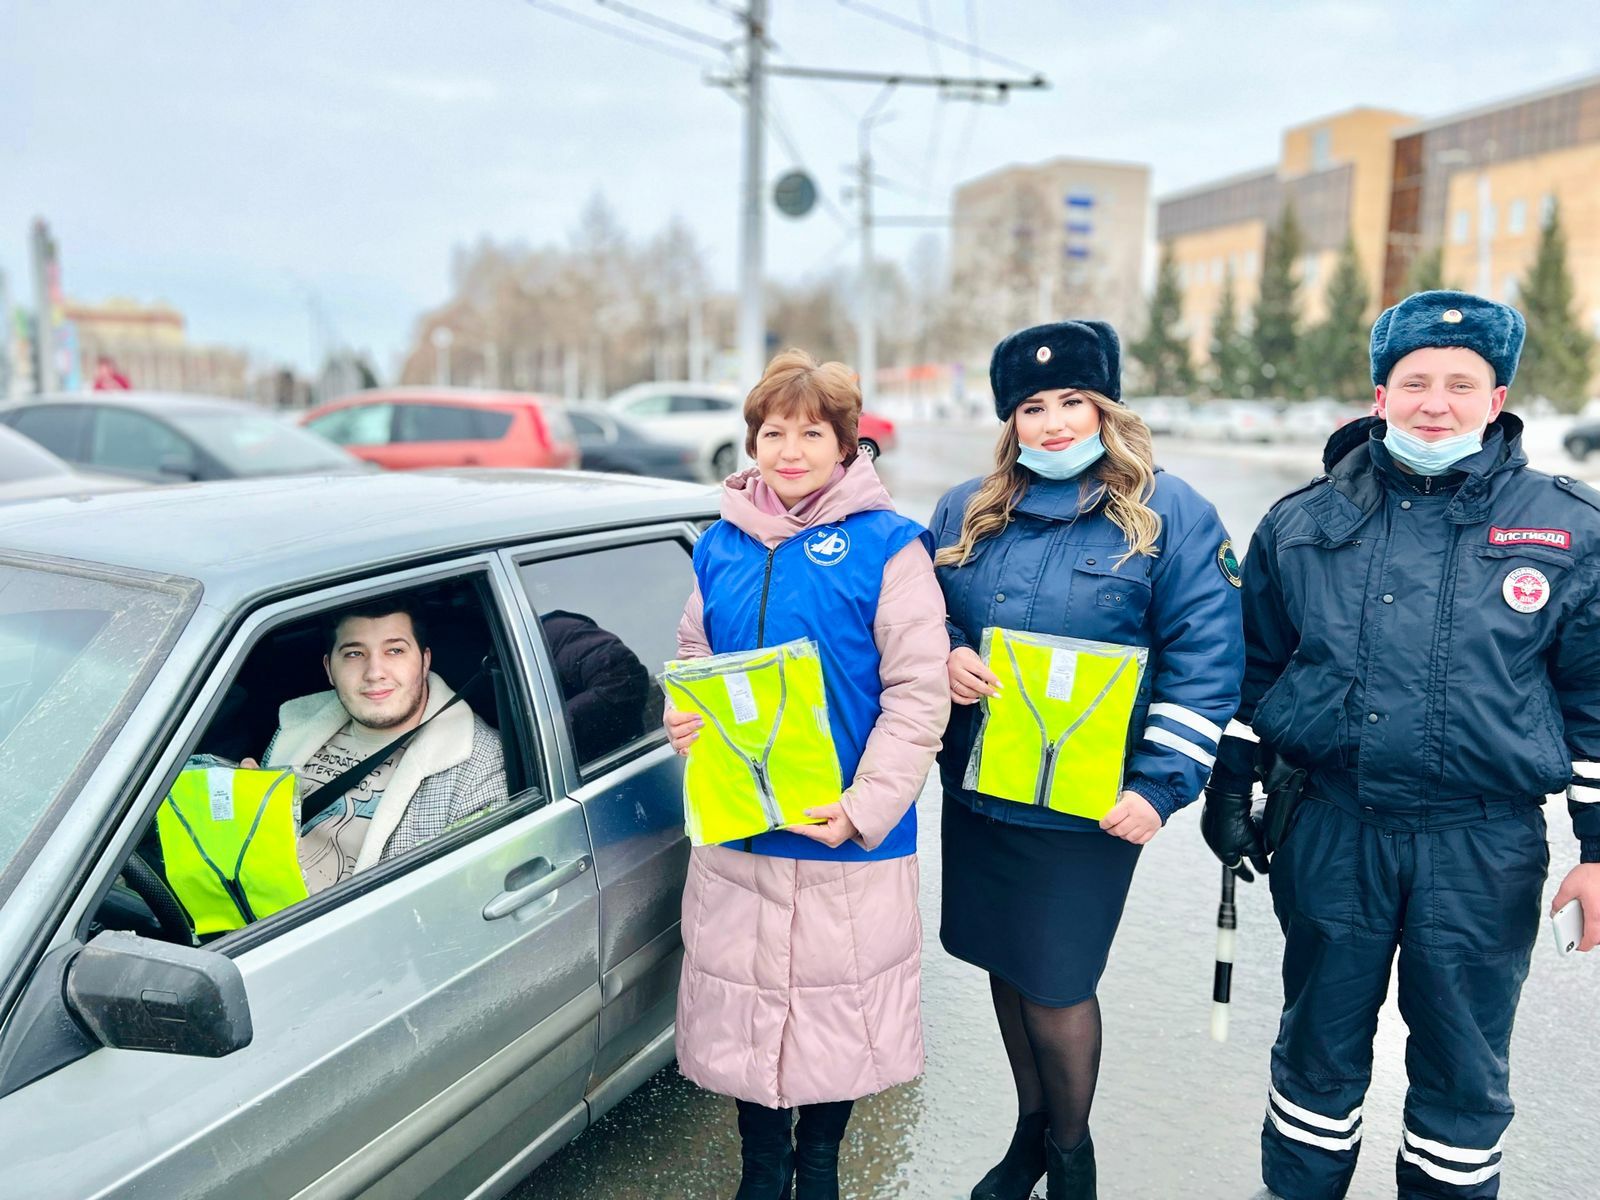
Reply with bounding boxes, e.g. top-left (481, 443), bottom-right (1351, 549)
top-left (932, 320), bottom-right (1244, 1200)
